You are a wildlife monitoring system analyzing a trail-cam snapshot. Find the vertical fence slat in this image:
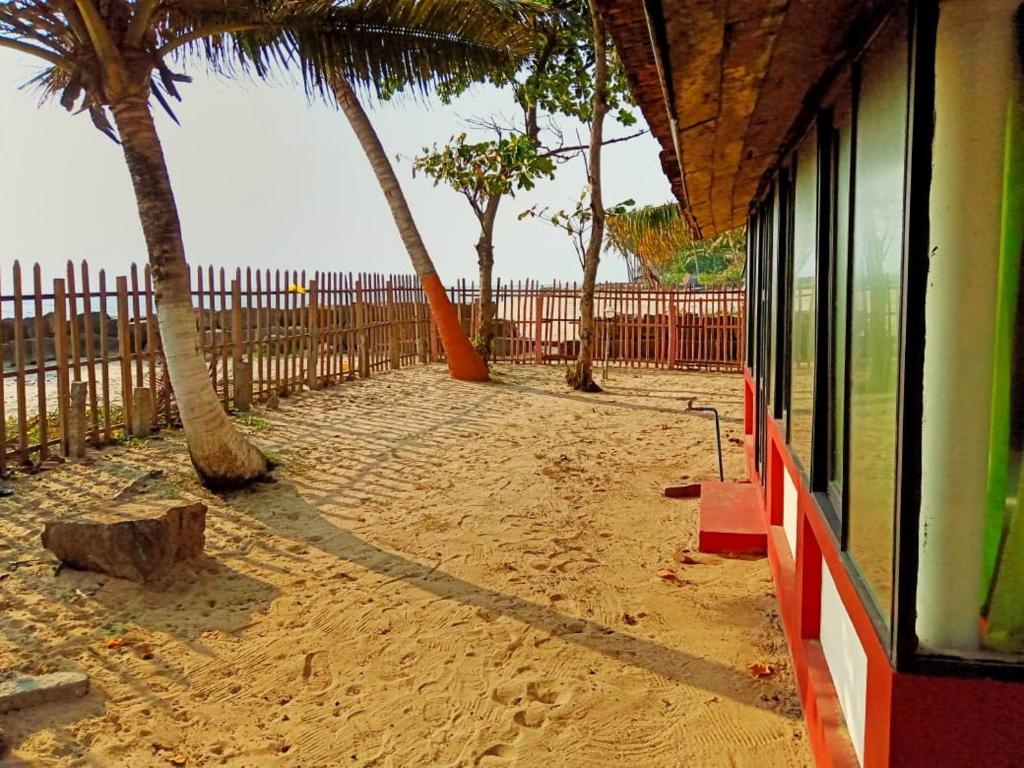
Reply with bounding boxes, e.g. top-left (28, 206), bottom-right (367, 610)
top-left (98, 270), bottom-right (112, 443)
top-left (0, 262), bottom-right (745, 468)
top-left (116, 275), bottom-right (133, 438)
top-left (0, 266), bottom-right (6, 471)
top-left (12, 262), bottom-right (28, 462)
top-left (307, 278), bottom-right (319, 389)
top-left (53, 278), bottom-right (70, 456)
top-left (66, 261), bottom-right (81, 382)
top-left (130, 263), bottom-right (144, 390)
top-left (32, 264), bottom-right (49, 459)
